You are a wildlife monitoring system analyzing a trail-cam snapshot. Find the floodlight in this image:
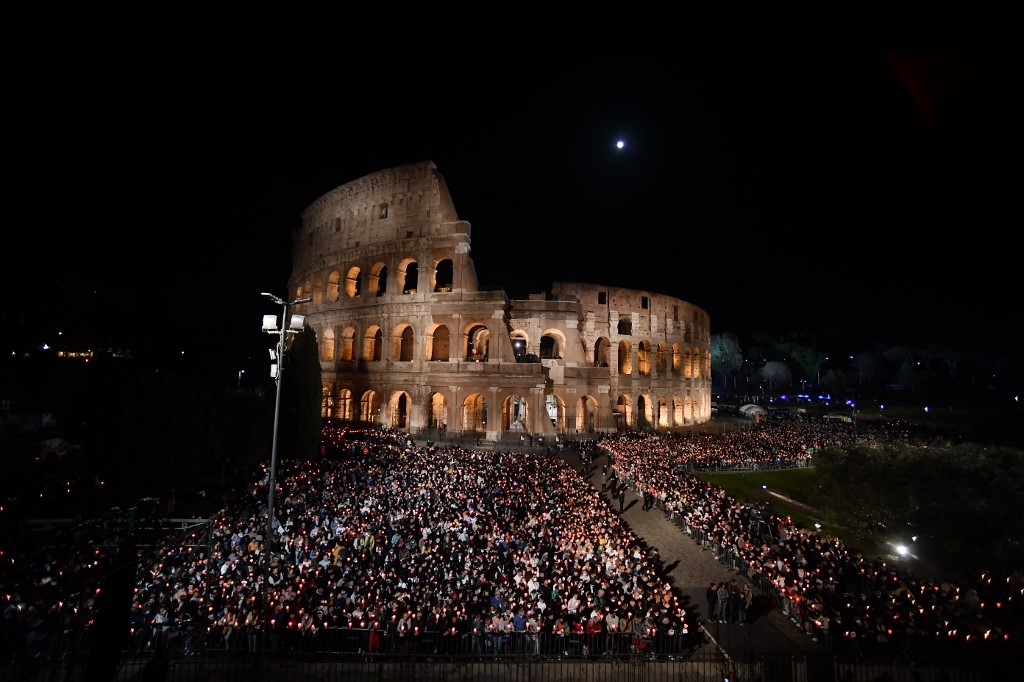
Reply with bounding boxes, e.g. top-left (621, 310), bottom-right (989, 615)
top-left (263, 314), bottom-right (279, 332)
top-left (288, 314), bottom-right (305, 331)
top-left (270, 364), bottom-right (279, 379)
